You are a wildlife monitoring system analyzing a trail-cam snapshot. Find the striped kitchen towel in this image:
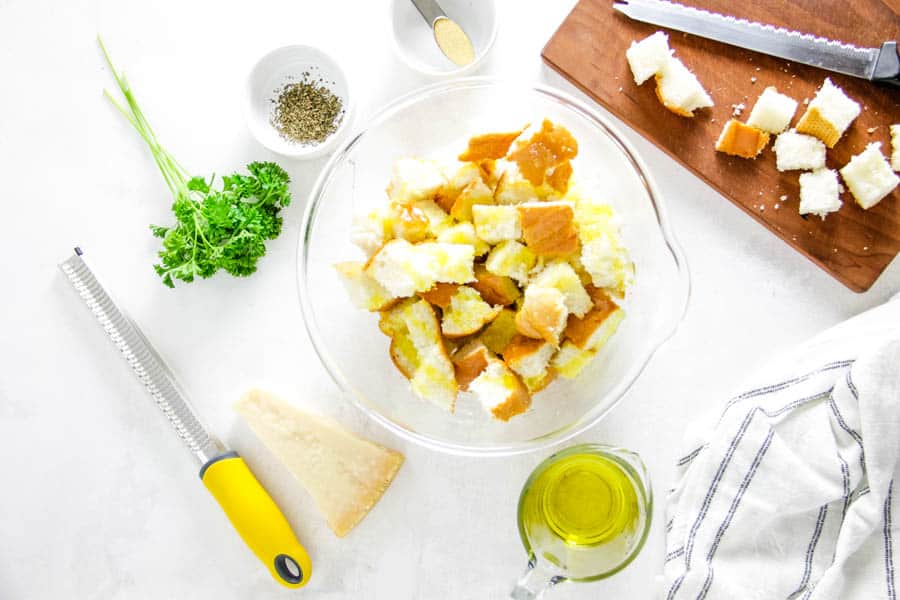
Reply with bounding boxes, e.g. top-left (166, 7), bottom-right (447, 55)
top-left (664, 297), bottom-right (900, 600)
